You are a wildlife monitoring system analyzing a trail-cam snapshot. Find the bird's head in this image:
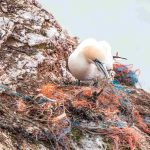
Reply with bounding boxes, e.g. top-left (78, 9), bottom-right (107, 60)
top-left (81, 44), bottom-right (110, 78)
top-left (83, 45), bottom-right (106, 63)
